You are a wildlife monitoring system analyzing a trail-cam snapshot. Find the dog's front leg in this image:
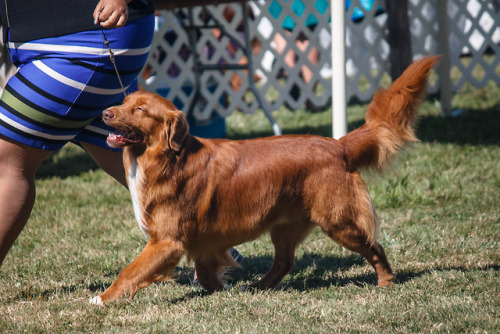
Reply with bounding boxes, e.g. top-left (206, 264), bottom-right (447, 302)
top-left (90, 238), bottom-right (184, 305)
